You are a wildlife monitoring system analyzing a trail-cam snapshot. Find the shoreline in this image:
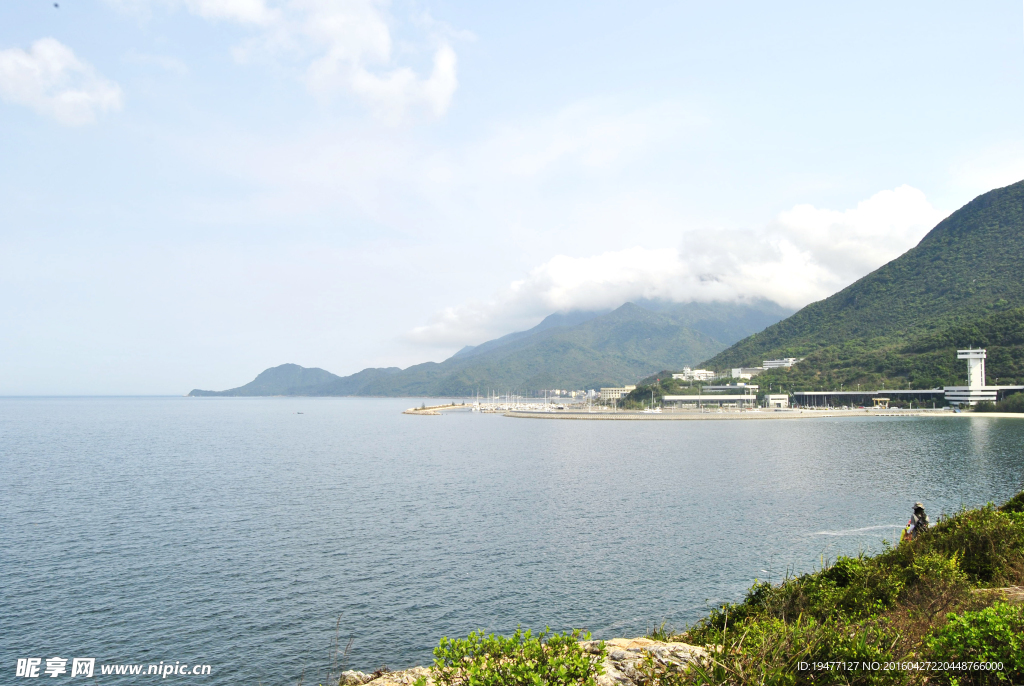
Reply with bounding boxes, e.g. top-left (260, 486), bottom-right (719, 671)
top-left (402, 404), bottom-right (1024, 420)
top-left (502, 409), bottom-right (1024, 421)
